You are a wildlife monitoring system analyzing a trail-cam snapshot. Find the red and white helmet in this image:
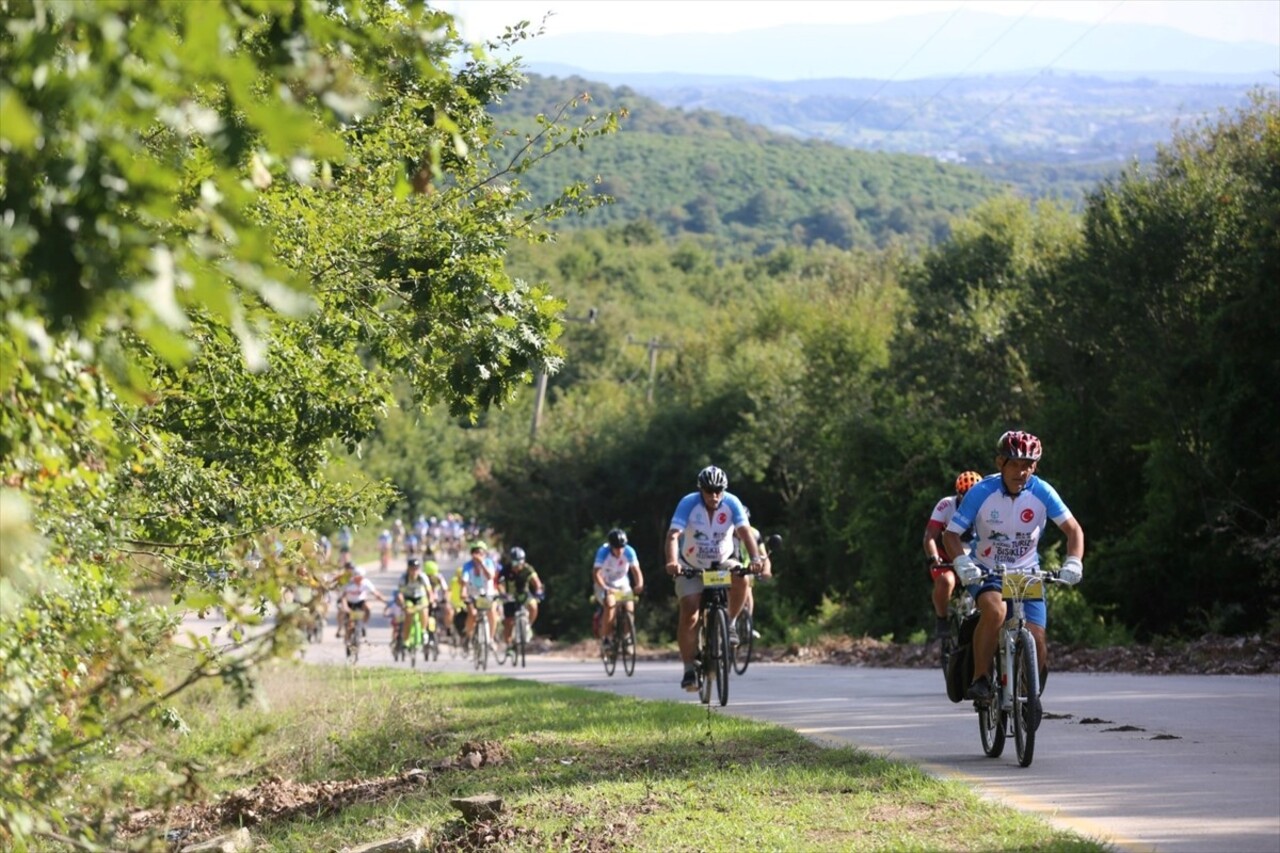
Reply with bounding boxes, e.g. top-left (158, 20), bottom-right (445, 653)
top-left (996, 430), bottom-right (1042, 461)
